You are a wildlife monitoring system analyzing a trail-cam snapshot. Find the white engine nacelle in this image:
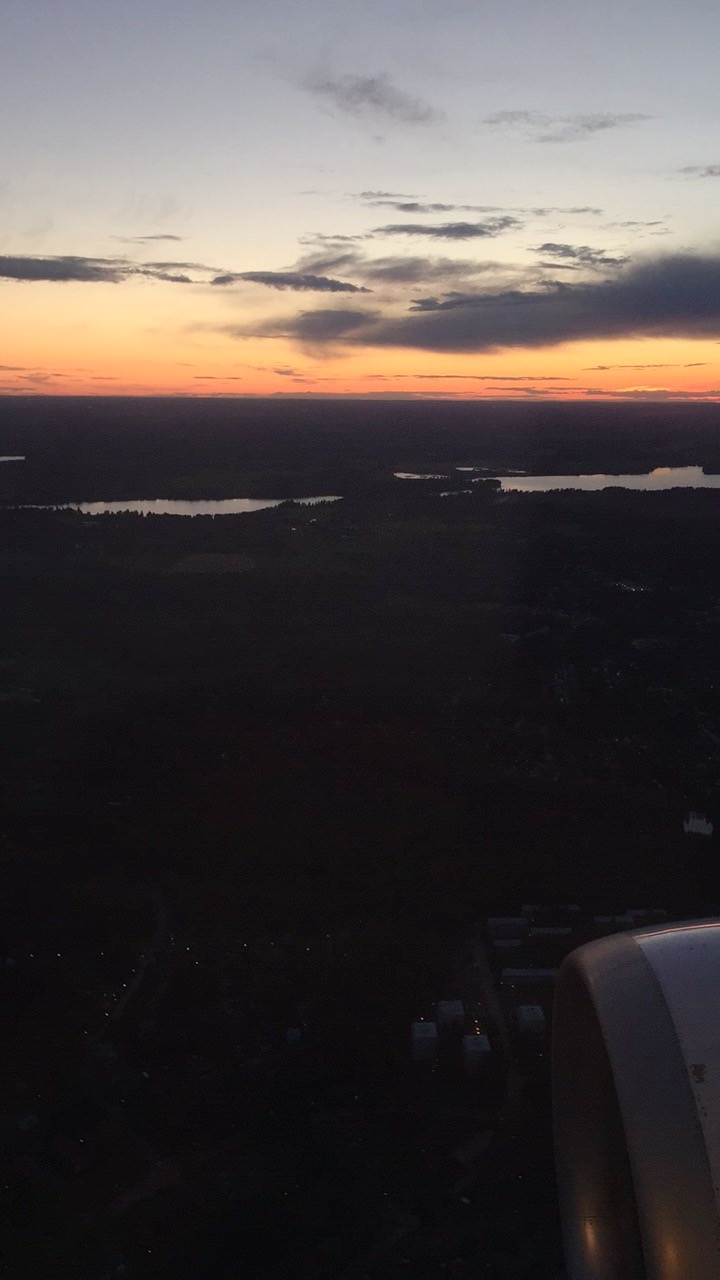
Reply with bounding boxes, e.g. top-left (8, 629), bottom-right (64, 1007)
top-left (553, 920), bottom-right (720, 1277)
